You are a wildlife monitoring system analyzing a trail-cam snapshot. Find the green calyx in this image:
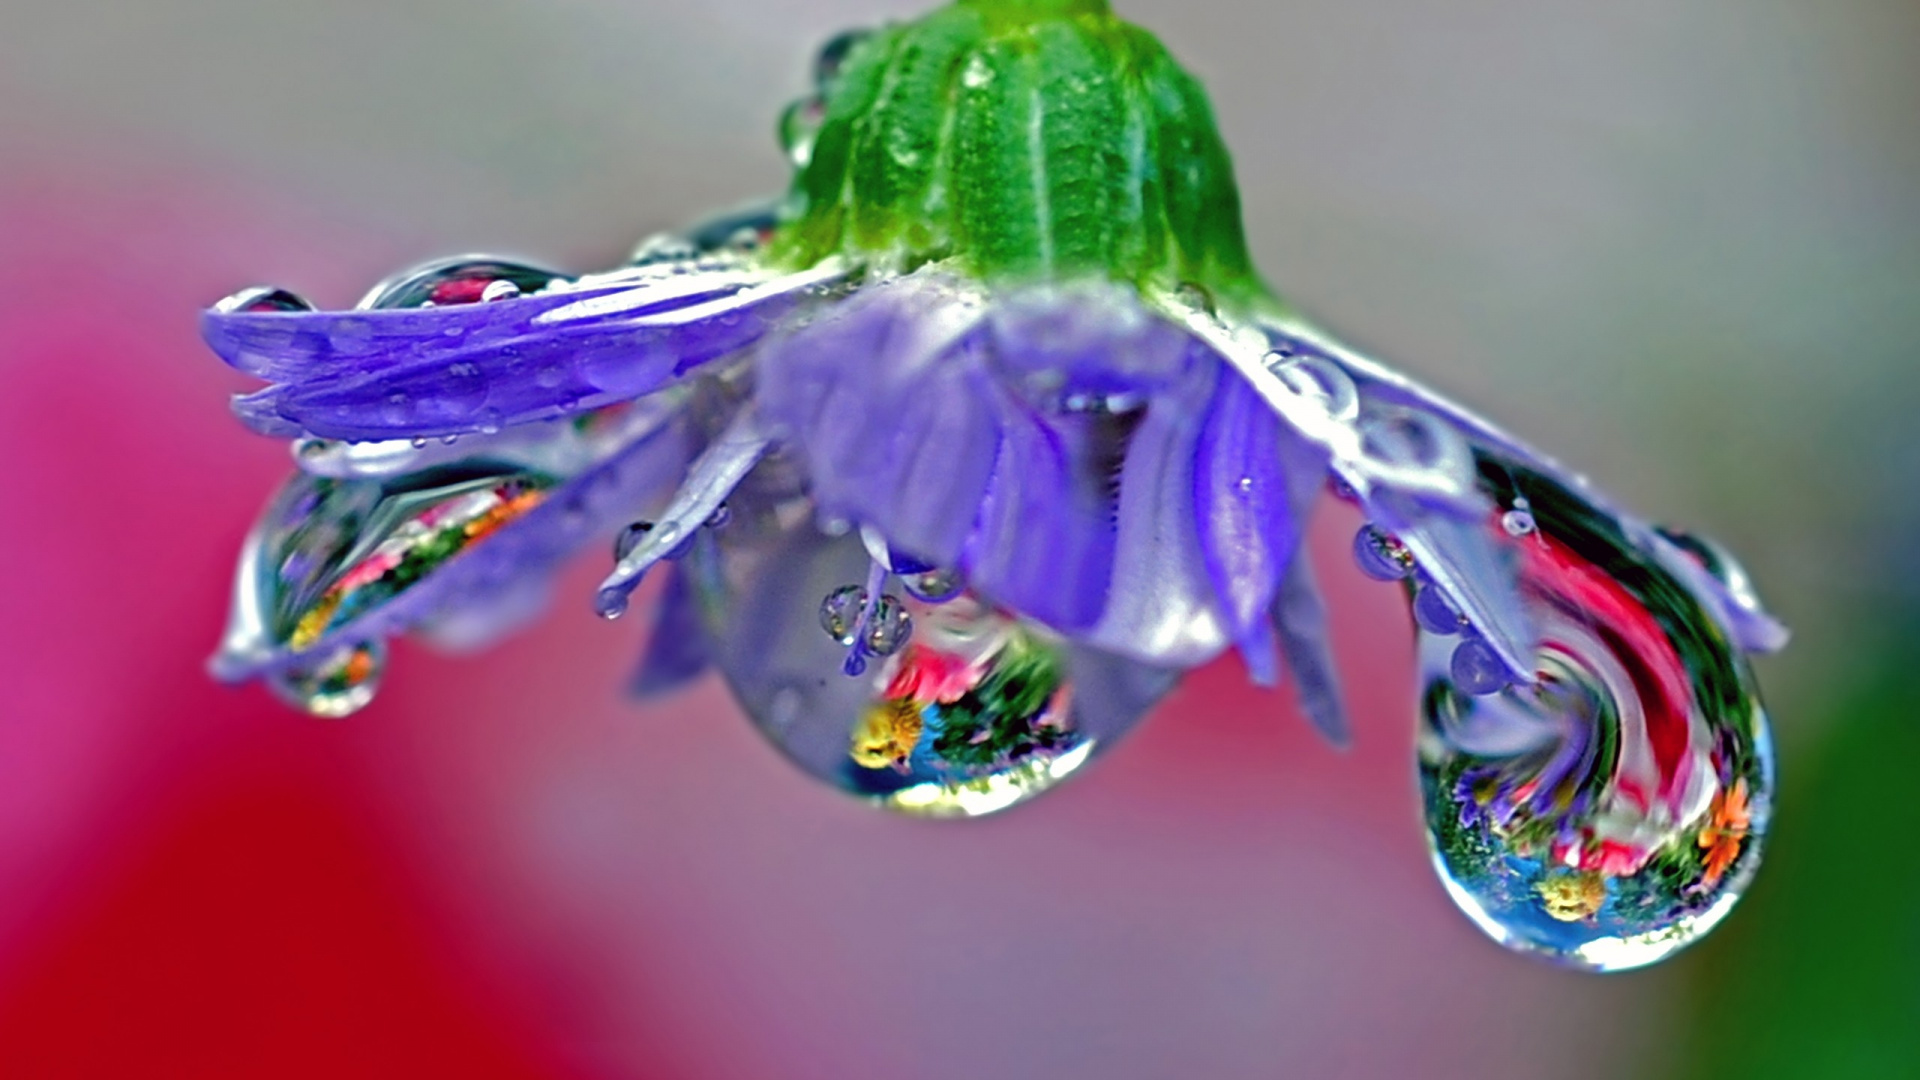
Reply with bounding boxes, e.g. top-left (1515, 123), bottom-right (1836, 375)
top-left (770, 0), bottom-right (1270, 309)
